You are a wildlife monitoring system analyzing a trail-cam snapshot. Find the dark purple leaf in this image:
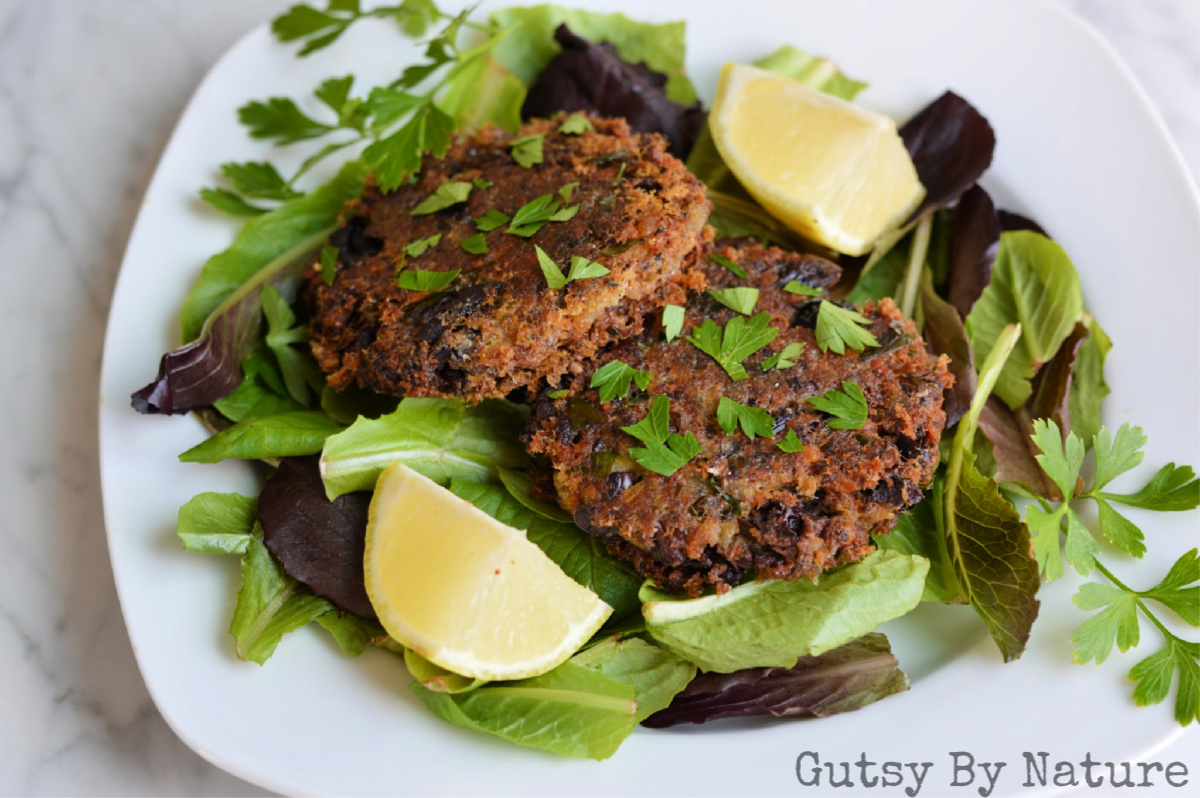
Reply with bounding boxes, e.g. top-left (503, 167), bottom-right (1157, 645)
top-left (642, 633), bottom-right (908, 728)
top-left (901, 91), bottom-right (996, 219)
top-left (947, 184), bottom-right (1000, 319)
top-left (920, 272), bottom-right (975, 427)
top-left (259, 456), bottom-right (376, 620)
top-left (521, 25), bottom-right (705, 158)
top-left (998, 209), bottom-right (1049, 238)
top-left (978, 322), bottom-right (1089, 500)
